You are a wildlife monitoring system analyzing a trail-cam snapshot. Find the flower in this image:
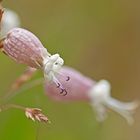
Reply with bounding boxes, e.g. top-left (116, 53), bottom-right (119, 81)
top-left (1, 8), bottom-right (21, 37)
top-left (88, 80), bottom-right (138, 125)
top-left (45, 66), bottom-right (95, 101)
top-left (0, 28), bottom-right (69, 94)
top-left (45, 66), bottom-right (138, 124)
